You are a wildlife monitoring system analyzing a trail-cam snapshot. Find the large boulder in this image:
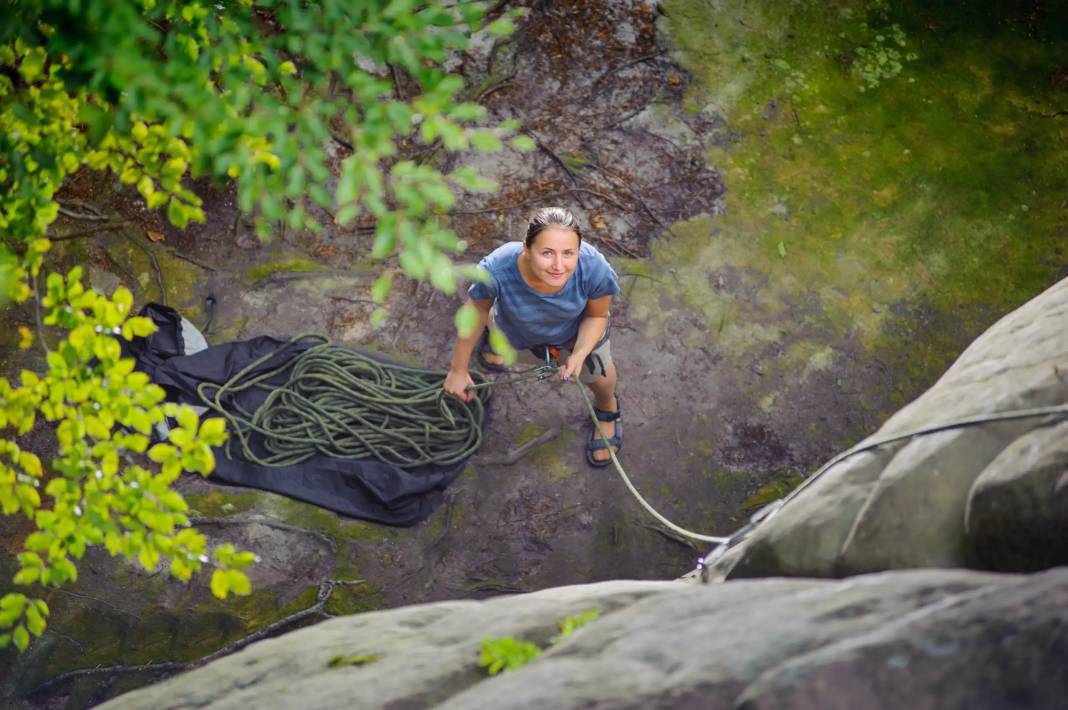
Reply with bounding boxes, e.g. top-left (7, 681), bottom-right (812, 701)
top-left (711, 277), bottom-right (1068, 580)
top-left (101, 568), bottom-right (1068, 709)
top-left (965, 419), bottom-right (1068, 572)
